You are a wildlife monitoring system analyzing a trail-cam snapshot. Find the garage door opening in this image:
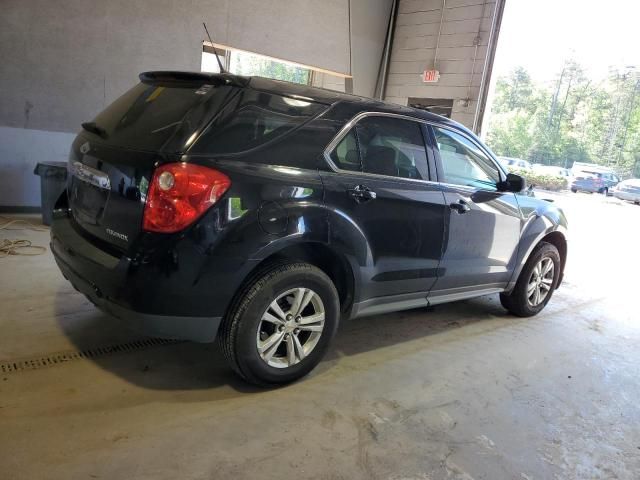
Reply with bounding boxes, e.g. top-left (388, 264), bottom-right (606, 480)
top-left (201, 42), bottom-right (351, 91)
top-left (482, 0), bottom-right (640, 179)
top-left (202, 43), bottom-right (312, 85)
